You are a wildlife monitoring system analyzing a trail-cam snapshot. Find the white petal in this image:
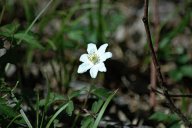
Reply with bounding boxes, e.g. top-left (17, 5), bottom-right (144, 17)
top-left (77, 63), bottom-right (92, 73)
top-left (79, 54), bottom-right (89, 63)
top-left (97, 62), bottom-right (106, 72)
top-left (87, 43), bottom-right (97, 54)
top-left (89, 66), bottom-right (99, 78)
top-left (100, 52), bottom-right (112, 61)
top-left (98, 43), bottom-right (108, 56)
